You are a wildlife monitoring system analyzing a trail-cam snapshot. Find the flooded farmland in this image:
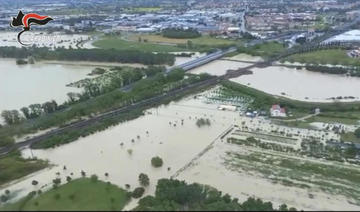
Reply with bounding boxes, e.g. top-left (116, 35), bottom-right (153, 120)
top-left (0, 94), bottom-right (237, 205)
top-left (231, 66), bottom-right (360, 102)
top-left (0, 59), bottom-right (93, 113)
top-left (1, 87), bottom-right (356, 210)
